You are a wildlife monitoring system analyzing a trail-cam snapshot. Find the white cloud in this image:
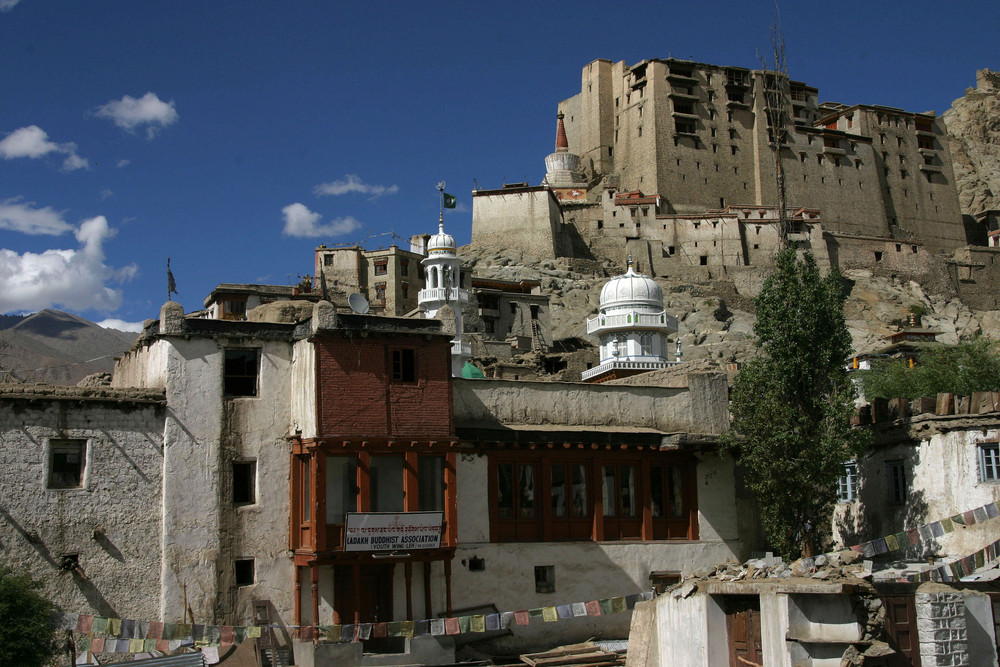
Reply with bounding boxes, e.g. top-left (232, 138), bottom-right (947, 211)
top-left (99, 188), bottom-right (113, 201)
top-left (0, 0), bottom-right (20, 12)
top-left (0, 125), bottom-right (88, 170)
top-left (314, 174), bottom-right (399, 198)
top-left (117, 159), bottom-right (130, 168)
top-left (281, 203), bottom-right (361, 238)
top-left (97, 318), bottom-right (145, 333)
top-left (0, 125), bottom-right (59, 158)
top-left (0, 198), bottom-right (73, 235)
top-left (0, 215), bottom-right (137, 313)
top-left (61, 152), bottom-right (89, 171)
top-left (95, 92), bottom-right (178, 139)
